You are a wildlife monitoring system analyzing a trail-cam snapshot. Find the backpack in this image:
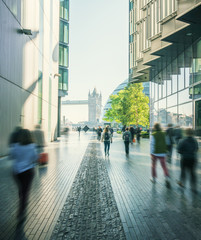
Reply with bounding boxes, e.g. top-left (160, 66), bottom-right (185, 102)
top-left (124, 132), bottom-right (130, 141)
top-left (104, 132), bottom-right (109, 141)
